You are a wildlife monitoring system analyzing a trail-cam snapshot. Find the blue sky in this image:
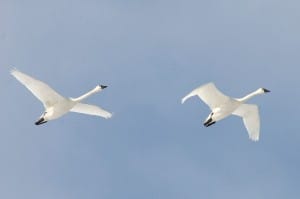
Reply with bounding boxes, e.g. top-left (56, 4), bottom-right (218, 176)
top-left (1, 0), bottom-right (300, 198)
